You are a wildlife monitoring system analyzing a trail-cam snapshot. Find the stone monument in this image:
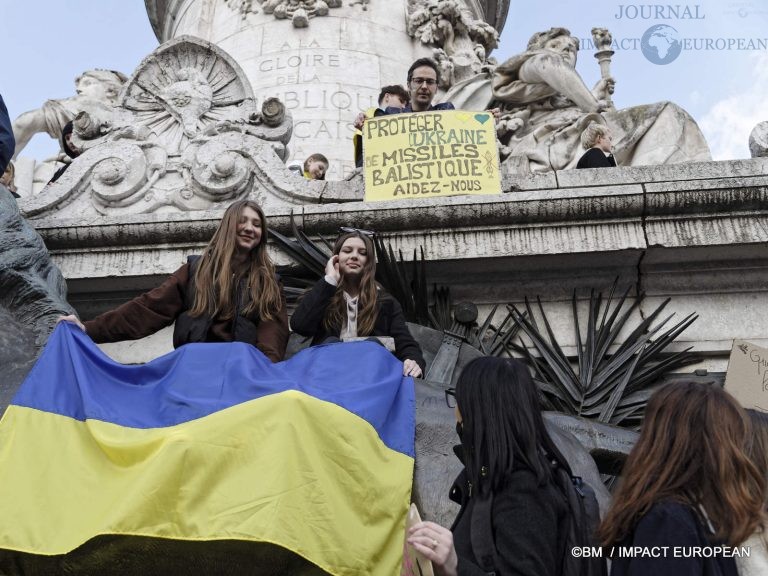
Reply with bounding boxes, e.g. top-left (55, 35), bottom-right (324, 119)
top-left (5, 9), bottom-right (768, 547)
top-left (144, 0), bottom-right (507, 178)
top-left (11, 19), bottom-right (763, 376)
top-left (12, 69), bottom-right (128, 160)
